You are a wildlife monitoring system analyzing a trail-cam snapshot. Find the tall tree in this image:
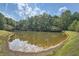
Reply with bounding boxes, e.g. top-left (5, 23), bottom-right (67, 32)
top-left (68, 20), bottom-right (78, 31)
top-left (60, 10), bottom-right (72, 30)
top-left (0, 13), bottom-right (5, 30)
top-left (72, 12), bottom-right (79, 21)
